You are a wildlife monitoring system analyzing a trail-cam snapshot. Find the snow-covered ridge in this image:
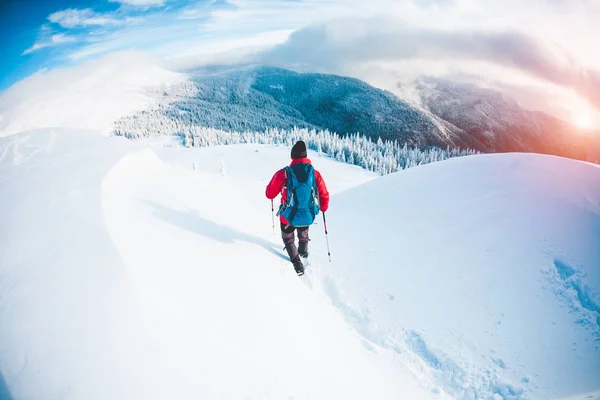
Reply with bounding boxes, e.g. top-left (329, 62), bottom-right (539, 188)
top-left (1, 129), bottom-right (598, 399)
